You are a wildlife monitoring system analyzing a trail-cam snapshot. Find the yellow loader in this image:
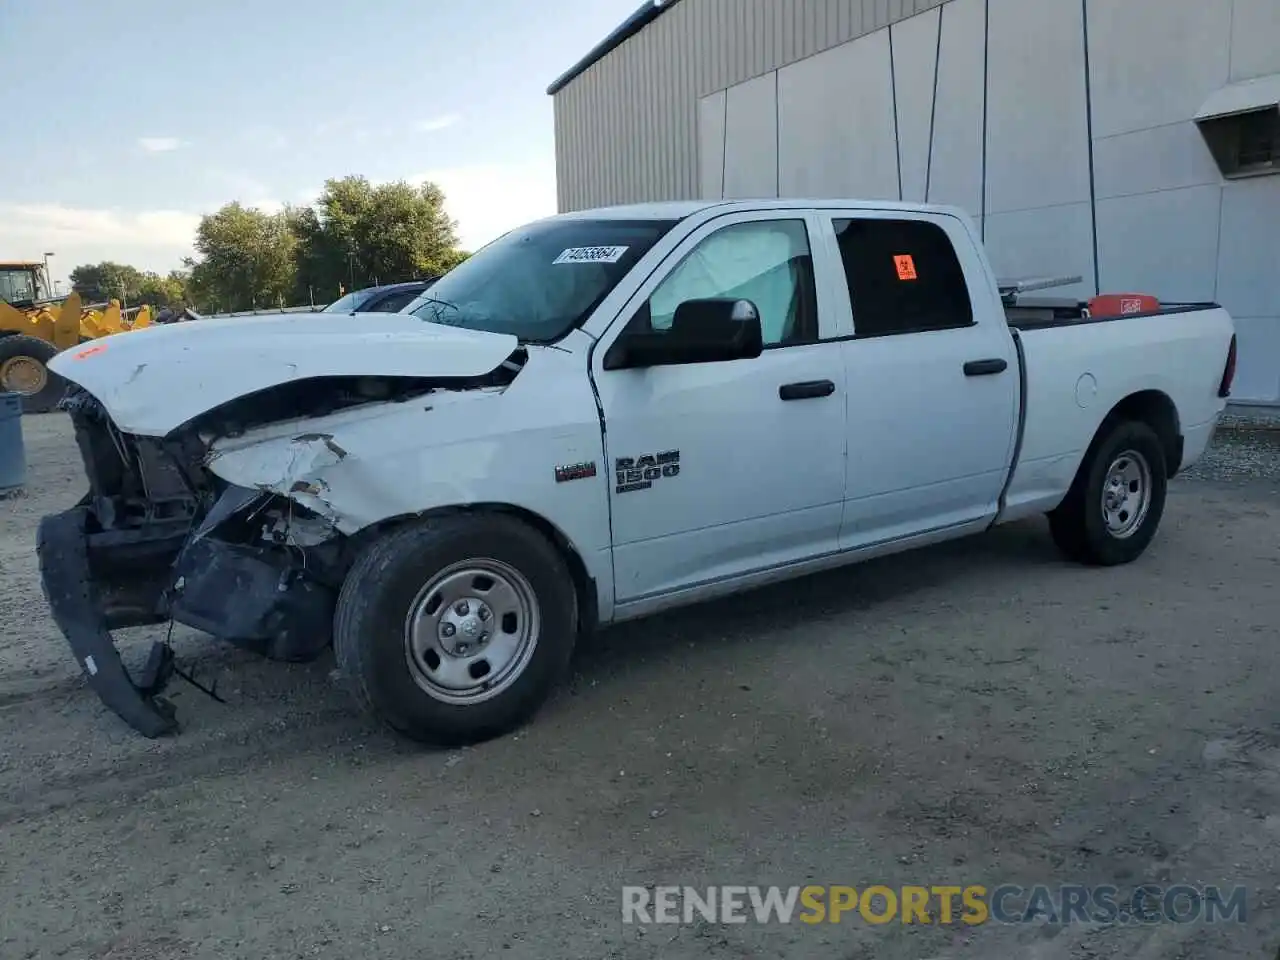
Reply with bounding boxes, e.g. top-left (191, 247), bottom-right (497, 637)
top-left (0, 262), bottom-right (152, 413)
